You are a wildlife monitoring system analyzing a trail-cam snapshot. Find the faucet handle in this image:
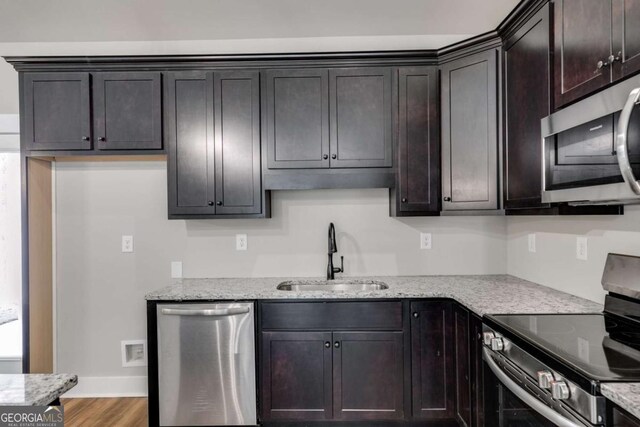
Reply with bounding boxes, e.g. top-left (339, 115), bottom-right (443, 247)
top-left (334, 256), bottom-right (344, 274)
